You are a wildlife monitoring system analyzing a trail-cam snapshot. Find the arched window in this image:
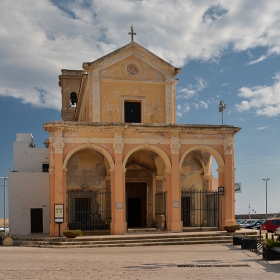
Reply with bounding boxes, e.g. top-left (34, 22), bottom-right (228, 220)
top-left (70, 92), bottom-right (77, 107)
